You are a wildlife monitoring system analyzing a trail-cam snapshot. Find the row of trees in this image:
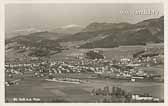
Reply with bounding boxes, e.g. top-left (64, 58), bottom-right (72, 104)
top-left (91, 86), bottom-right (131, 98)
